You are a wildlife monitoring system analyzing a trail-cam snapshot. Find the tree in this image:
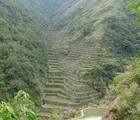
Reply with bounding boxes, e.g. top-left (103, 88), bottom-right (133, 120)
top-left (0, 90), bottom-right (37, 120)
top-left (127, 0), bottom-right (140, 21)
